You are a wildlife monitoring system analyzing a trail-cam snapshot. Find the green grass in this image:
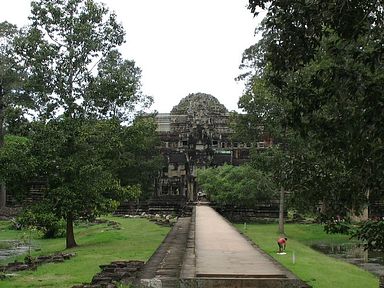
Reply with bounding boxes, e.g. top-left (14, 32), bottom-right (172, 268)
top-left (235, 223), bottom-right (379, 288)
top-left (0, 216), bottom-right (169, 288)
